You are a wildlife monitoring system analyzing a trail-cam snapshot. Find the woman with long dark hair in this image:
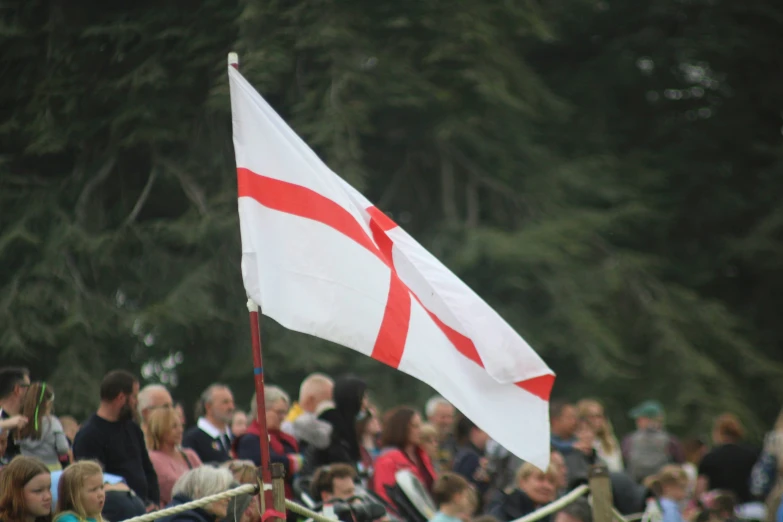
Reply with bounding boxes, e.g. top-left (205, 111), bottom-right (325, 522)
top-left (0, 456), bottom-right (53, 522)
